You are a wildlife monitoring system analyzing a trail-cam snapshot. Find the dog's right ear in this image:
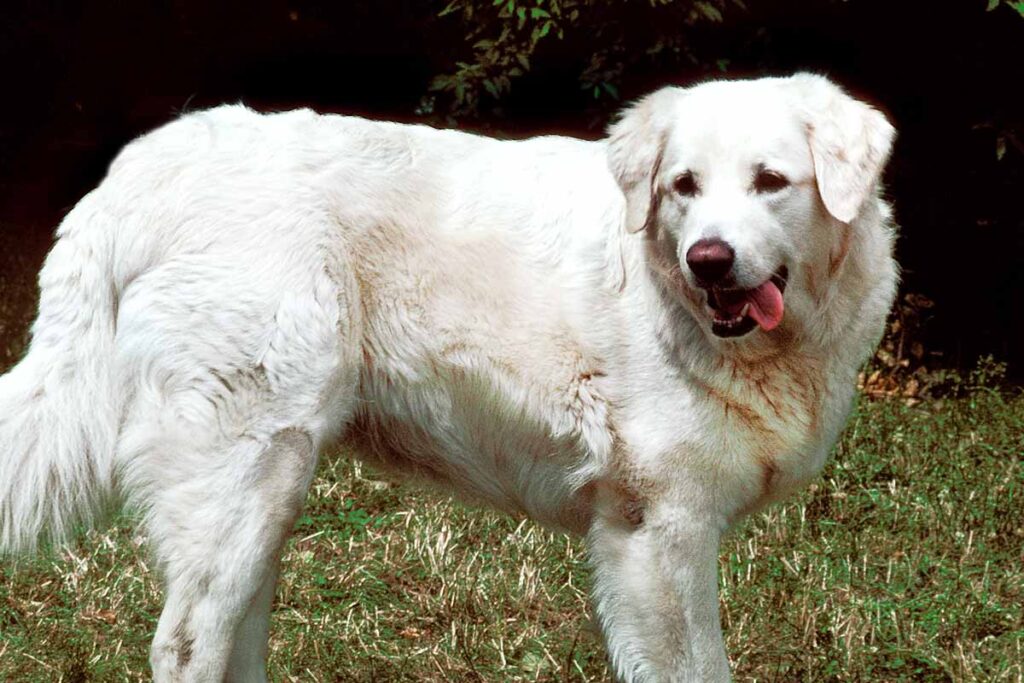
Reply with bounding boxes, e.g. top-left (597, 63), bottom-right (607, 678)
top-left (606, 89), bottom-right (680, 234)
